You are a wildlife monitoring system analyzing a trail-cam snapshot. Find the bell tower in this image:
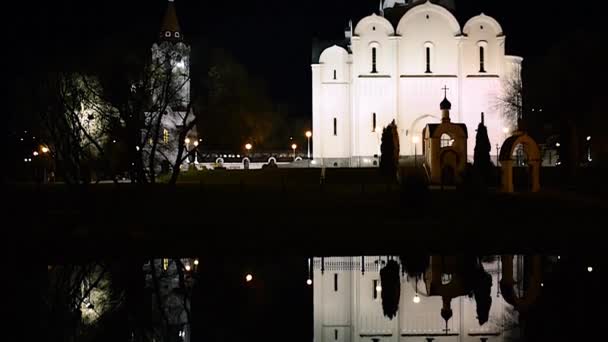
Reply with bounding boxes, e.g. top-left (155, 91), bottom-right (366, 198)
top-left (152, 0), bottom-right (191, 108)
